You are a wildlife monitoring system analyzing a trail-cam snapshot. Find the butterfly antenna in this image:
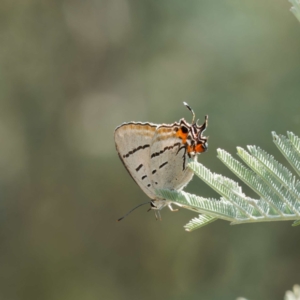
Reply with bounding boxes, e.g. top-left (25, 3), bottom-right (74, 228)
top-left (117, 201), bottom-right (151, 222)
top-left (183, 102), bottom-right (195, 124)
